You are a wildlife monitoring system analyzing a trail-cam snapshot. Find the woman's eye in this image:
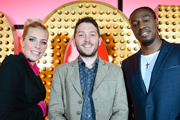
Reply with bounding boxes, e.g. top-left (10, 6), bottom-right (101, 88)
top-left (41, 41), bottom-right (47, 45)
top-left (29, 38), bottom-right (35, 42)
